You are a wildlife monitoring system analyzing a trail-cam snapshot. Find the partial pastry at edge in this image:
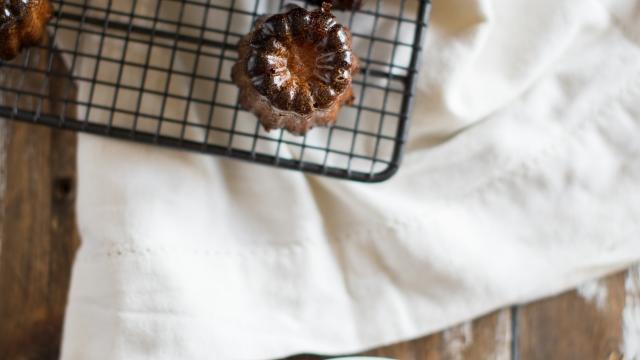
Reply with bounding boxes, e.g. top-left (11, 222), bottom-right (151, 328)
top-left (231, 3), bottom-right (359, 135)
top-left (0, 0), bottom-right (53, 61)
